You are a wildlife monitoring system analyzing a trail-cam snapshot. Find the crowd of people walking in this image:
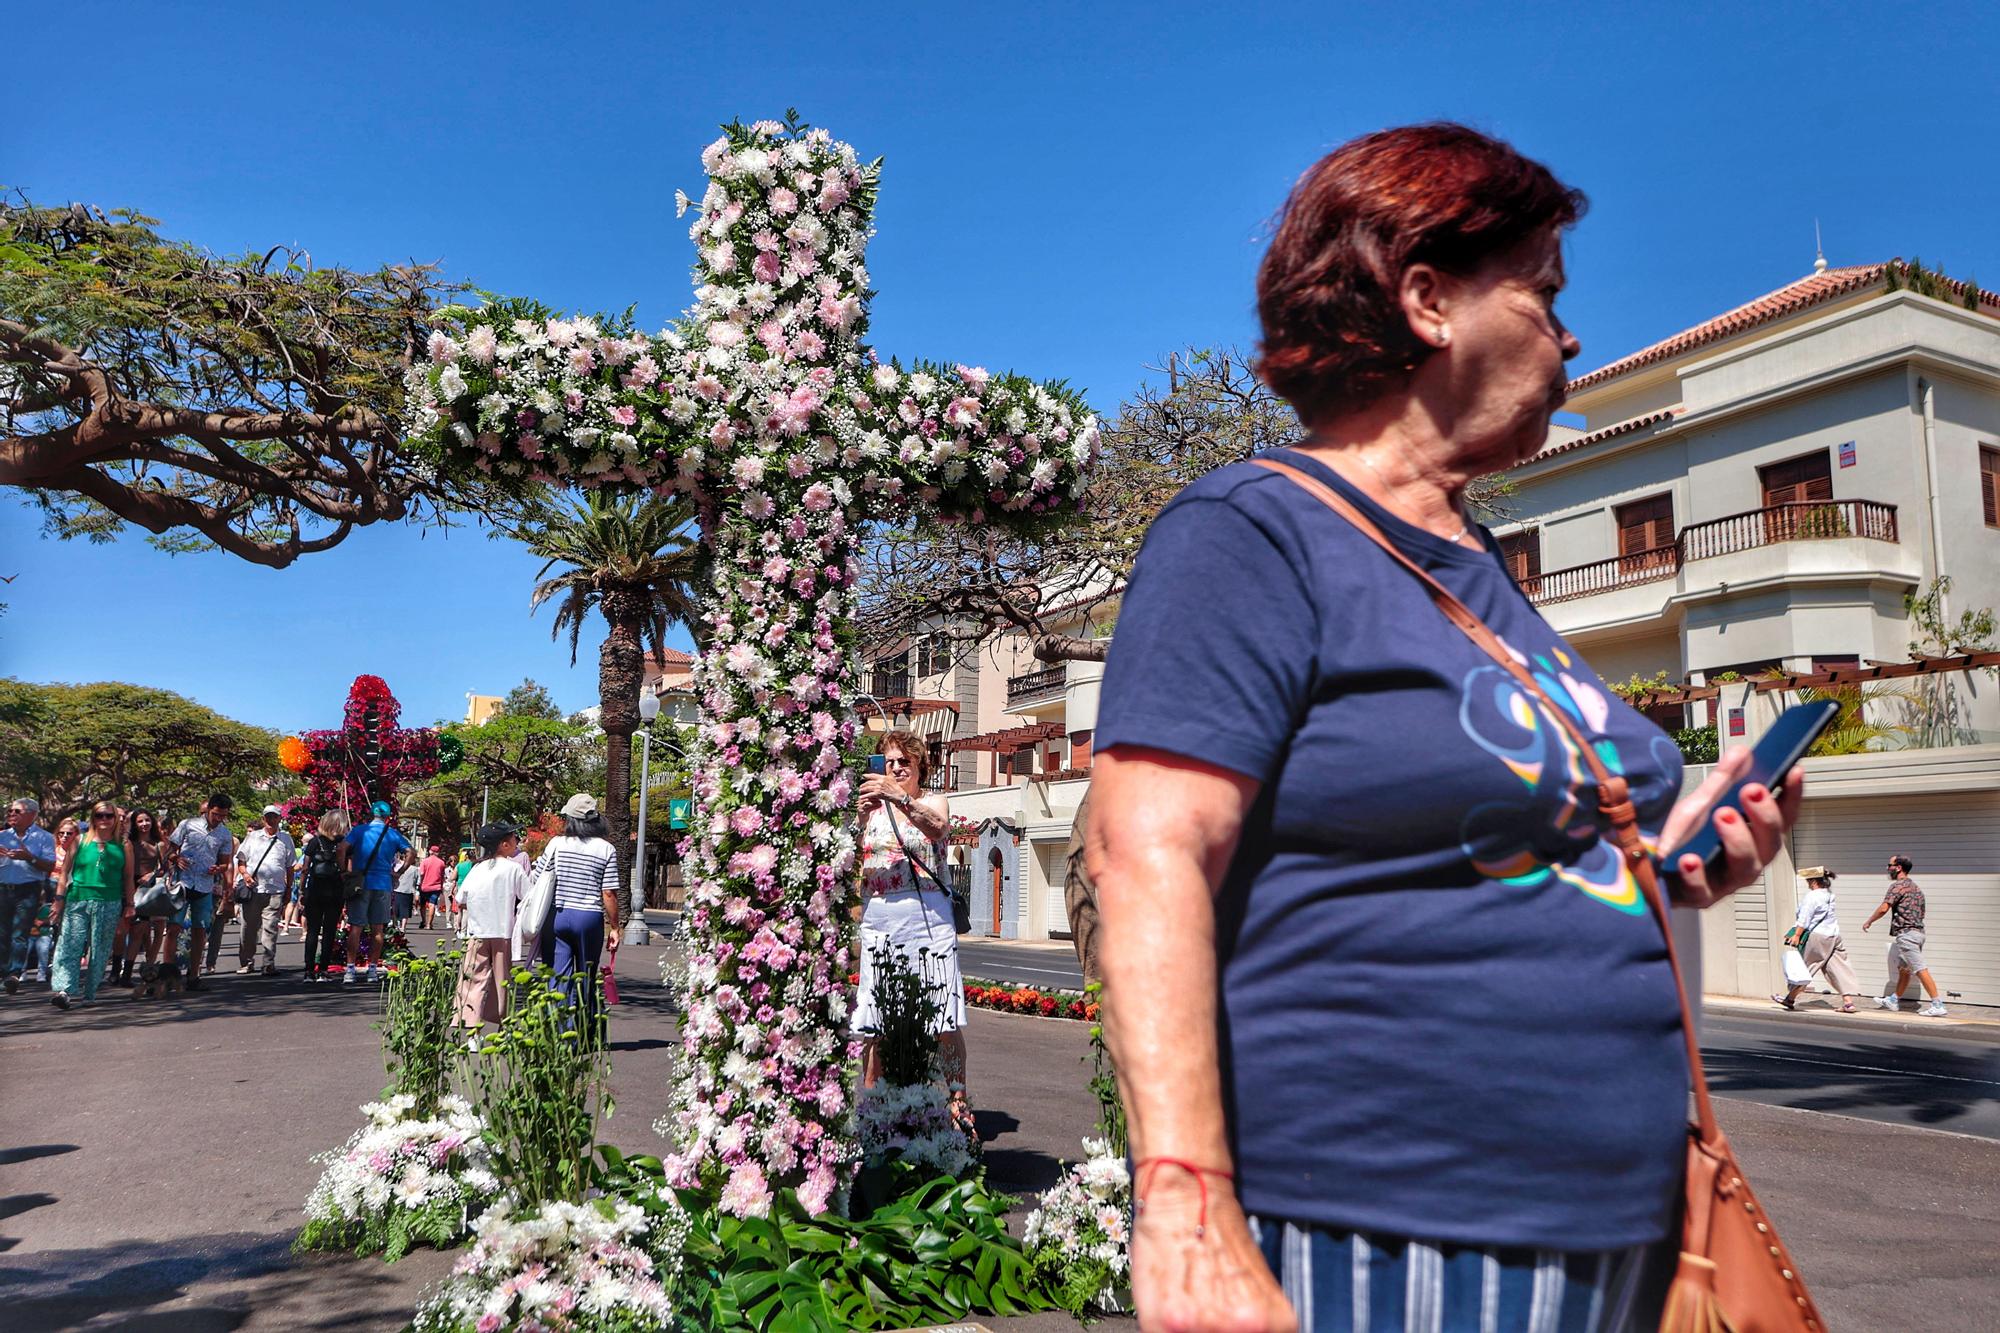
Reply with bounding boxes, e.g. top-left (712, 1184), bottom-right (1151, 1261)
top-left (0, 790), bottom-right (649, 1022)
